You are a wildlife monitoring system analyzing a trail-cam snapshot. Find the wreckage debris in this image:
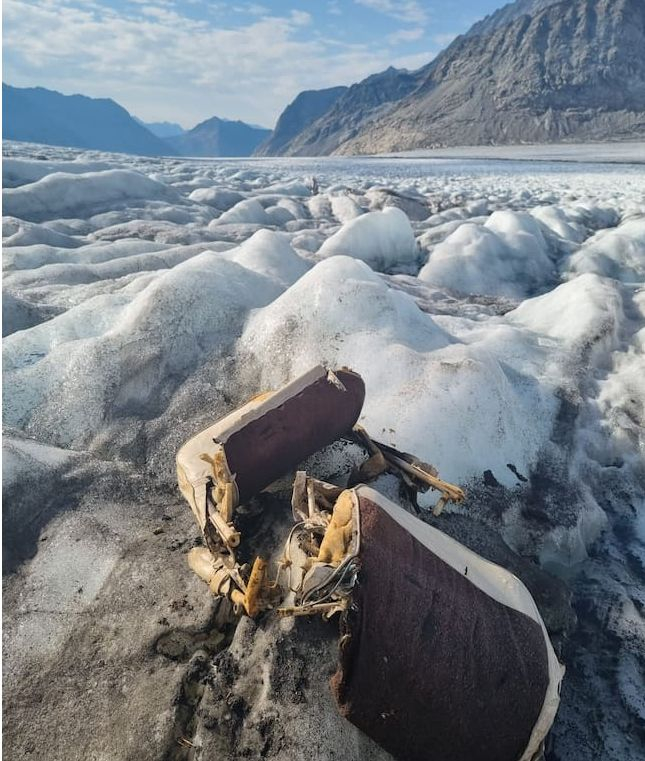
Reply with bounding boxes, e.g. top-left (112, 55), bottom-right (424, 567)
top-left (176, 364), bottom-right (564, 761)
